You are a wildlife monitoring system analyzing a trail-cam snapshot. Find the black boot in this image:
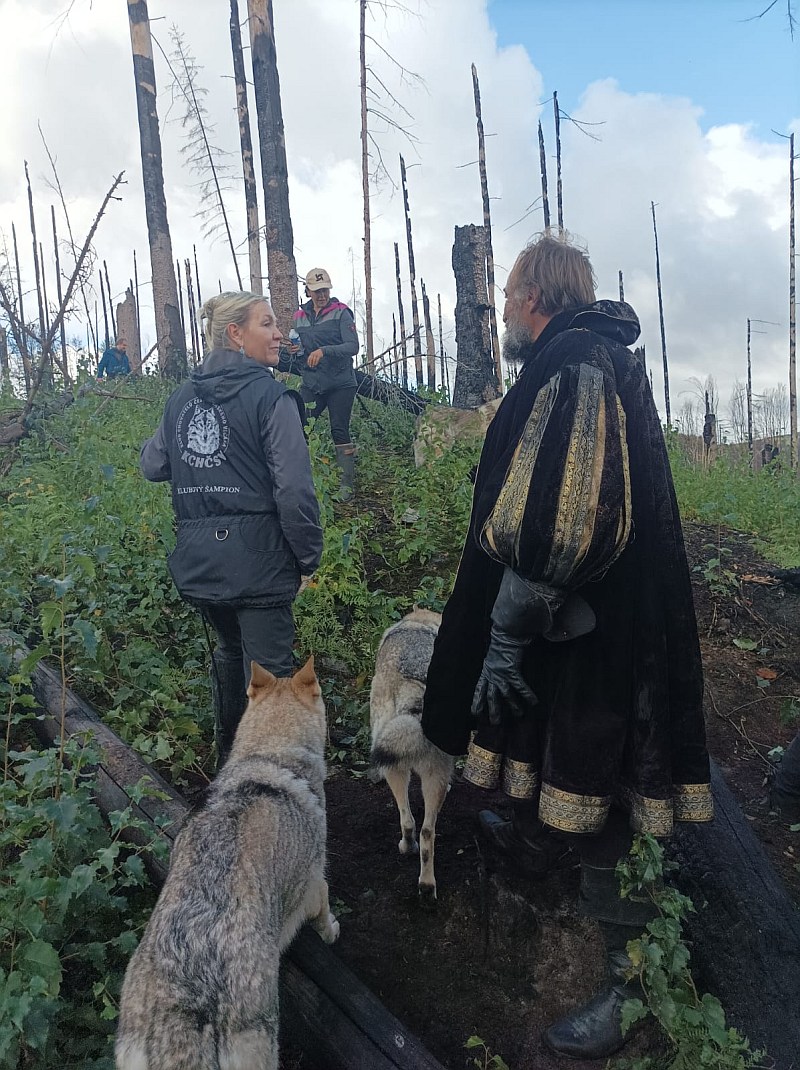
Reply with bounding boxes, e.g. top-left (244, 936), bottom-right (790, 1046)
top-left (770, 731), bottom-right (800, 822)
top-left (478, 805), bottom-right (575, 878)
top-left (543, 862), bottom-right (655, 1059)
top-left (211, 652), bottom-right (247, 769)
top-left (543, 942), bottom-right (644, 1059)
